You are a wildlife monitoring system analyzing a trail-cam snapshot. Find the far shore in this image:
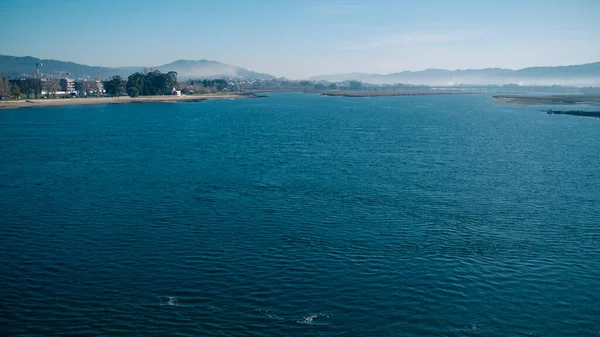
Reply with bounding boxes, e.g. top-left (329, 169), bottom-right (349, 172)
top-left (493, 94), bottom-right (600, 105)
top-left (317, 90), bottom-right (477, 97)
top-left (0, 93), bottom-right (257, 110)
